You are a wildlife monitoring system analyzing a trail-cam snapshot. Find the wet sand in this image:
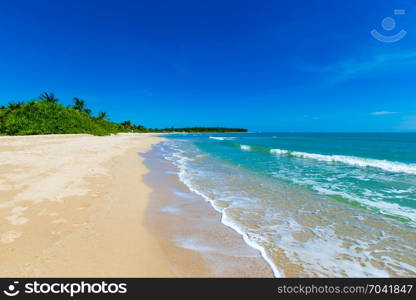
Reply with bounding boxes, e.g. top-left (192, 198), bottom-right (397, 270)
top-left (143, 143), bottom-right (273, 277)
top-left (0, 133), bottom-right (273, 277)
